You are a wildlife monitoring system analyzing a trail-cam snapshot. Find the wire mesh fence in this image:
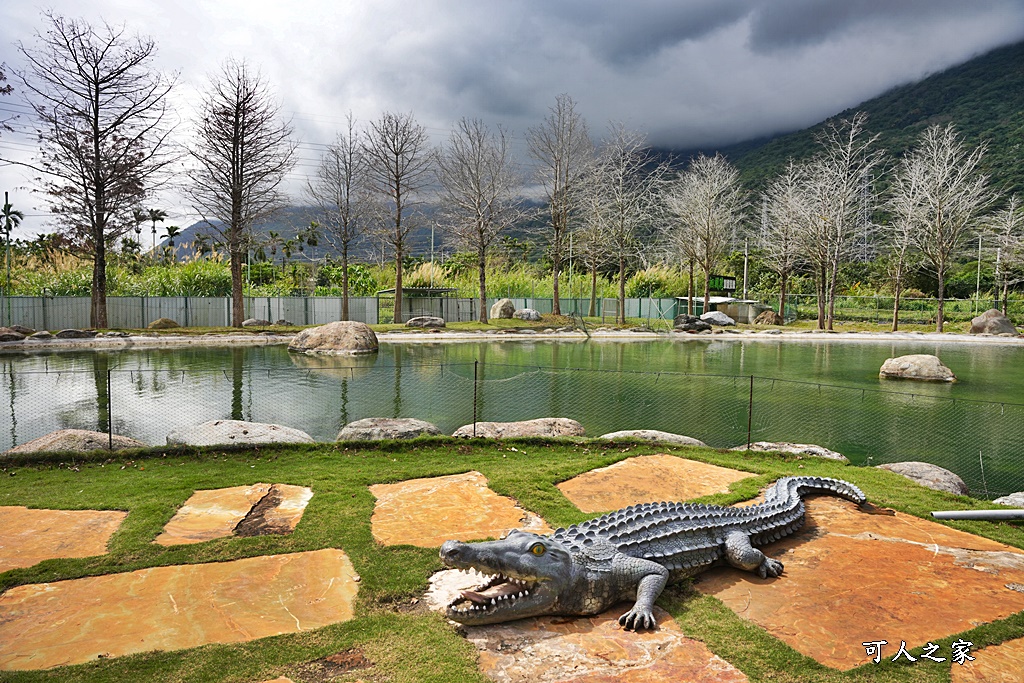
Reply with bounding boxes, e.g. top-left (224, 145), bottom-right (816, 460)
top-left (2, 361), bottom-right (1022, 499)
